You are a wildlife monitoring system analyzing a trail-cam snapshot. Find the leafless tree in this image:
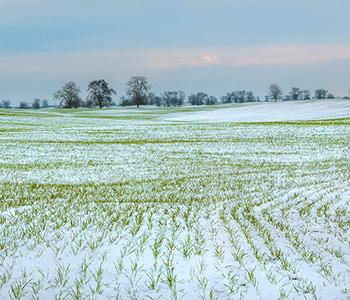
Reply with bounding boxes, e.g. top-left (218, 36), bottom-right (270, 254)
top-left (54, 82), bottom-right (82, 108)
top-left (314, 89), bottom-right (328, 100)
top-left (269, 84), bottom-right (283, 101)
top-left (87, 79), bottom-right (116, 109)
top-left (126, 76), bottom-right (151, 108)
top-left (290, 87), bottom-right (303, 100)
